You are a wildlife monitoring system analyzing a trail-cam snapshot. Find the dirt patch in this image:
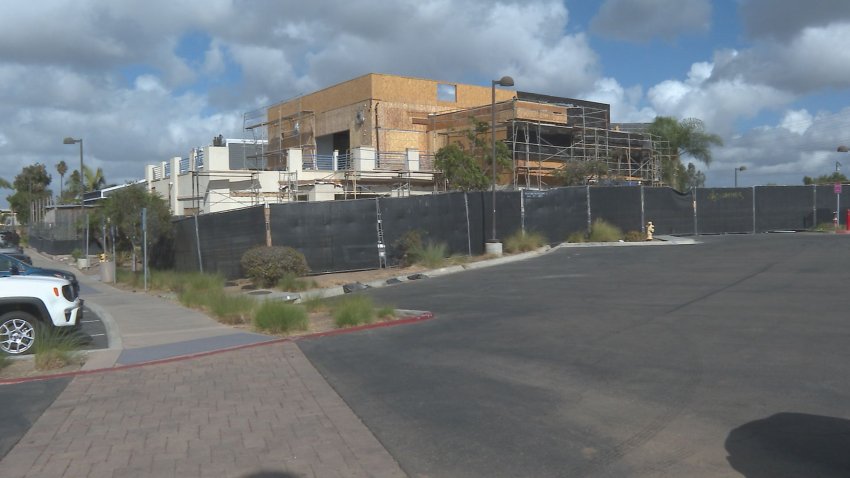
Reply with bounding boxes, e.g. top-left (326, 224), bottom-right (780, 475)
top-left (0, 358), bottom-right (83, 380)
